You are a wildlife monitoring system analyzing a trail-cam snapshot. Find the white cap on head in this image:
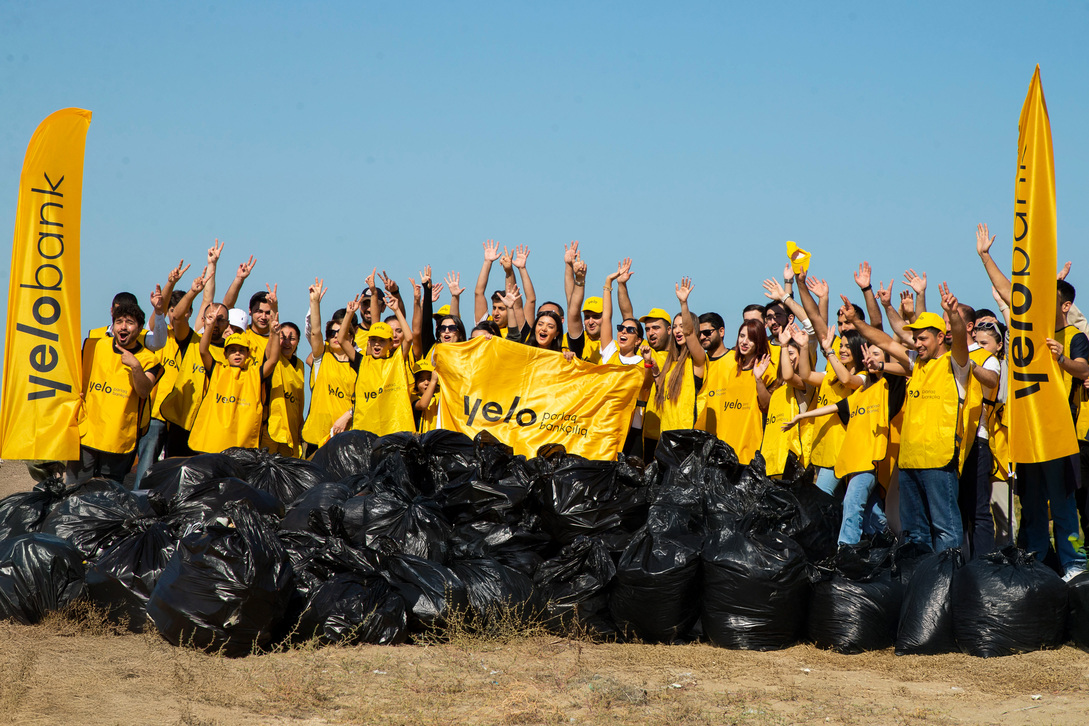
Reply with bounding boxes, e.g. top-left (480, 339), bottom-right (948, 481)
top-left (229, 308), bottom-right (249, 329)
